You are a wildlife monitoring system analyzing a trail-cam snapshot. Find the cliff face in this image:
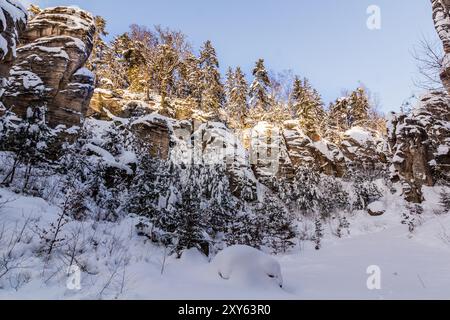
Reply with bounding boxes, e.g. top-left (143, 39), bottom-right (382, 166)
top-left (388, 92), bottom-right (450, 202)
top-left (0, 0), bottom-right (27, 96)
top-left (432, 0), bottom-right (450, 92)
top-left (379, 0), bottom-right (450, 202)
top-left (1, 6), bottom-right (96, 127)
